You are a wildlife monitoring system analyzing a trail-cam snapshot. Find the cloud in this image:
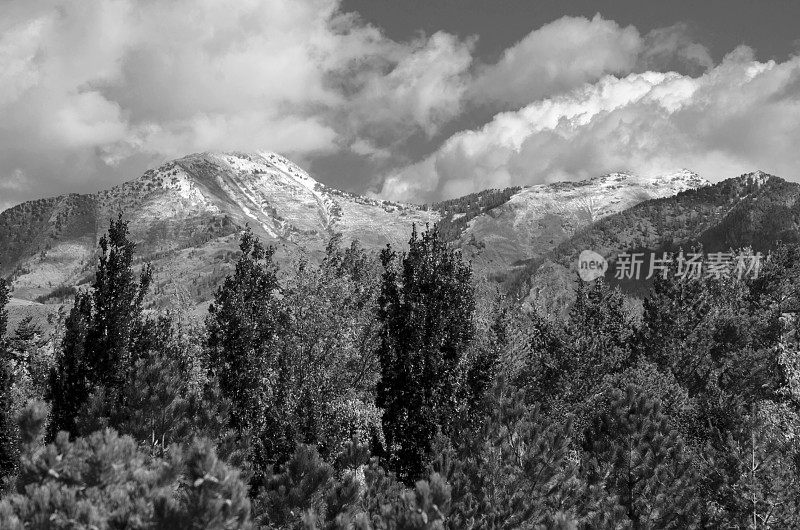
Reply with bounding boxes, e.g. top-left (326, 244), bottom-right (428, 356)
top-left (0, 0), bottom-right (474, 209)
top-left (1, 4), bottom-right (789, 212)
top-left (381, 47), bottom-right (800, 202)
top-left (334, 31), bottom-right (474, 142)
top-left (638, 23), bottom-right (714, 75)
top-left (467, 14), bottom-right (713, 113)
top-left (470, 15), bottom-right (642, 109)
